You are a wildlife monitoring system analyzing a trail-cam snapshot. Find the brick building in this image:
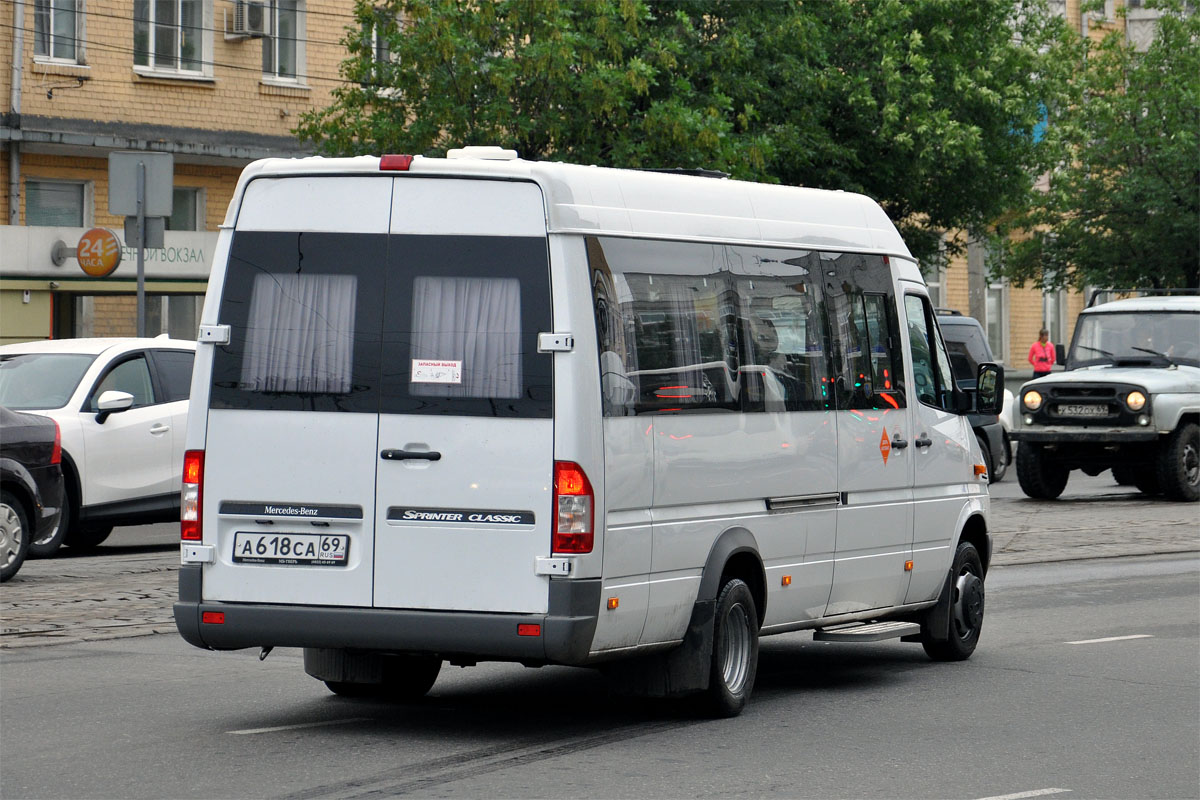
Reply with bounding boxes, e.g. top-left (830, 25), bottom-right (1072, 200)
top-left (1, 0), bottom-right (357, 343)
